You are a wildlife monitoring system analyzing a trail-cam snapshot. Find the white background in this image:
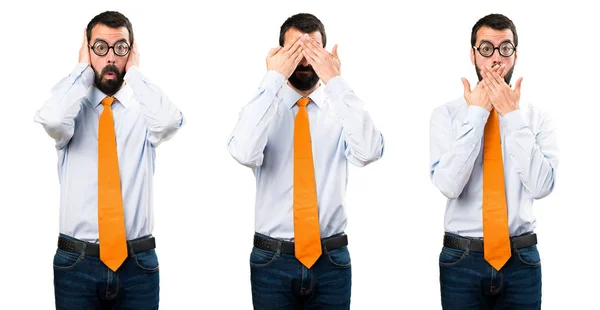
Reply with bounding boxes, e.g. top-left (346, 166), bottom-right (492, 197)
top-left (0, 0), bottom-right (597, 308)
